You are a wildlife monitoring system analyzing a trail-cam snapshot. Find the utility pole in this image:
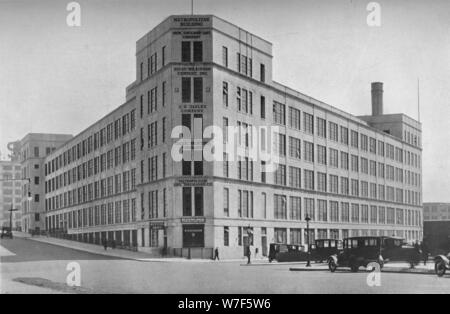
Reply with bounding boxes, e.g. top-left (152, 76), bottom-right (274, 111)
top-left (191, 0), bottom-right (194, 15)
